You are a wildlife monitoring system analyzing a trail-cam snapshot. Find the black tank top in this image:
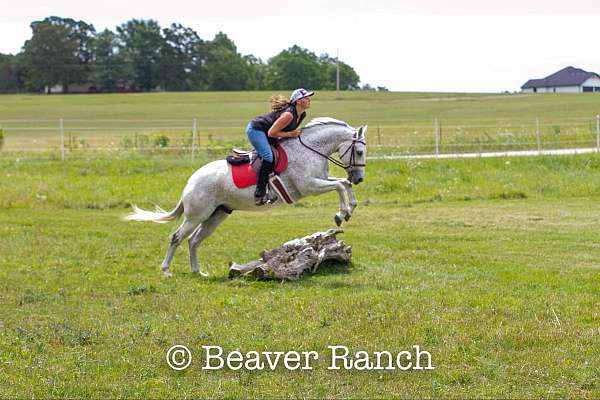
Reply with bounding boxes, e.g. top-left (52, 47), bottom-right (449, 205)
top-left (251, 105), bottom-right (306, 144)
